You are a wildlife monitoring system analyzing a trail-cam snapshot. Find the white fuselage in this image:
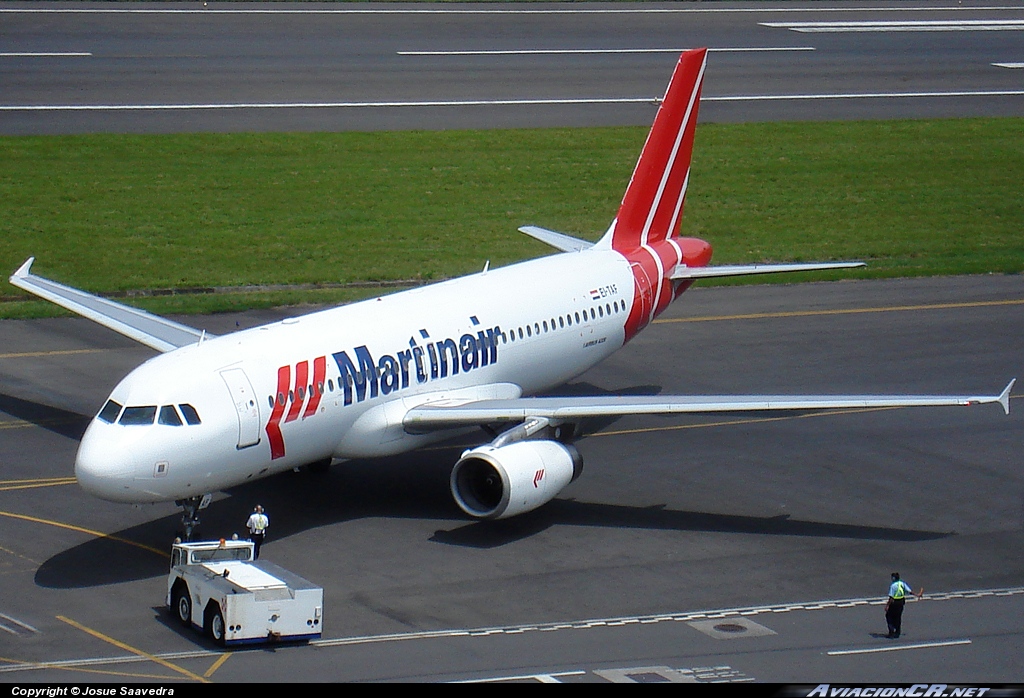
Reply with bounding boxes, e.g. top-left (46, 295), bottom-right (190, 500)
top-left (75, 248), bottom-right (640, 502)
